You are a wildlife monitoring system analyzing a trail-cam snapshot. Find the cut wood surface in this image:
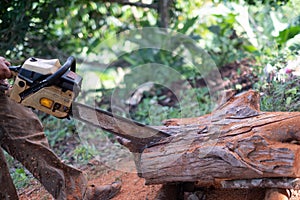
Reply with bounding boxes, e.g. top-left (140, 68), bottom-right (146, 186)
top-left (125, 90), bottom-right (300, 188)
